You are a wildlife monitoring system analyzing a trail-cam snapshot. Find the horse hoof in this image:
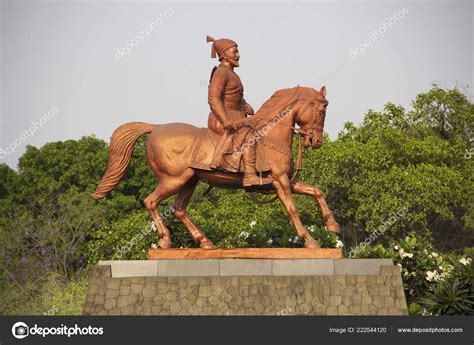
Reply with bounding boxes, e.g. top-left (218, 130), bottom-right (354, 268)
top-left (304, 239), bottom-right (321, 249)
top-left (326, 221), bottom-right (340, 234)
top-left (200, 240), bottom-right (215, 250)
top-left (158, 239), bottom-right (172, 249)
